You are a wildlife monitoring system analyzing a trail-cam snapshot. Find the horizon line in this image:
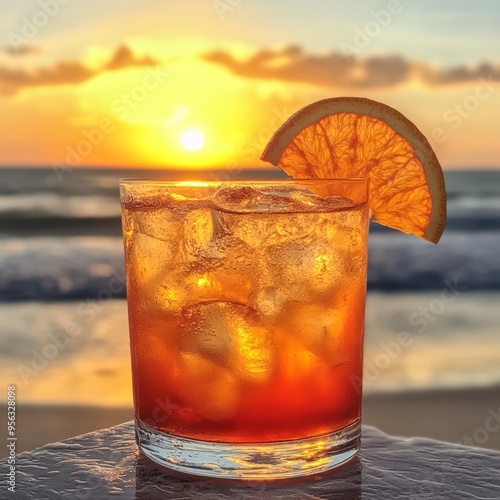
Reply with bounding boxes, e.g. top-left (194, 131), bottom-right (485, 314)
top-left (0, 164), bottom-right (498, 171)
